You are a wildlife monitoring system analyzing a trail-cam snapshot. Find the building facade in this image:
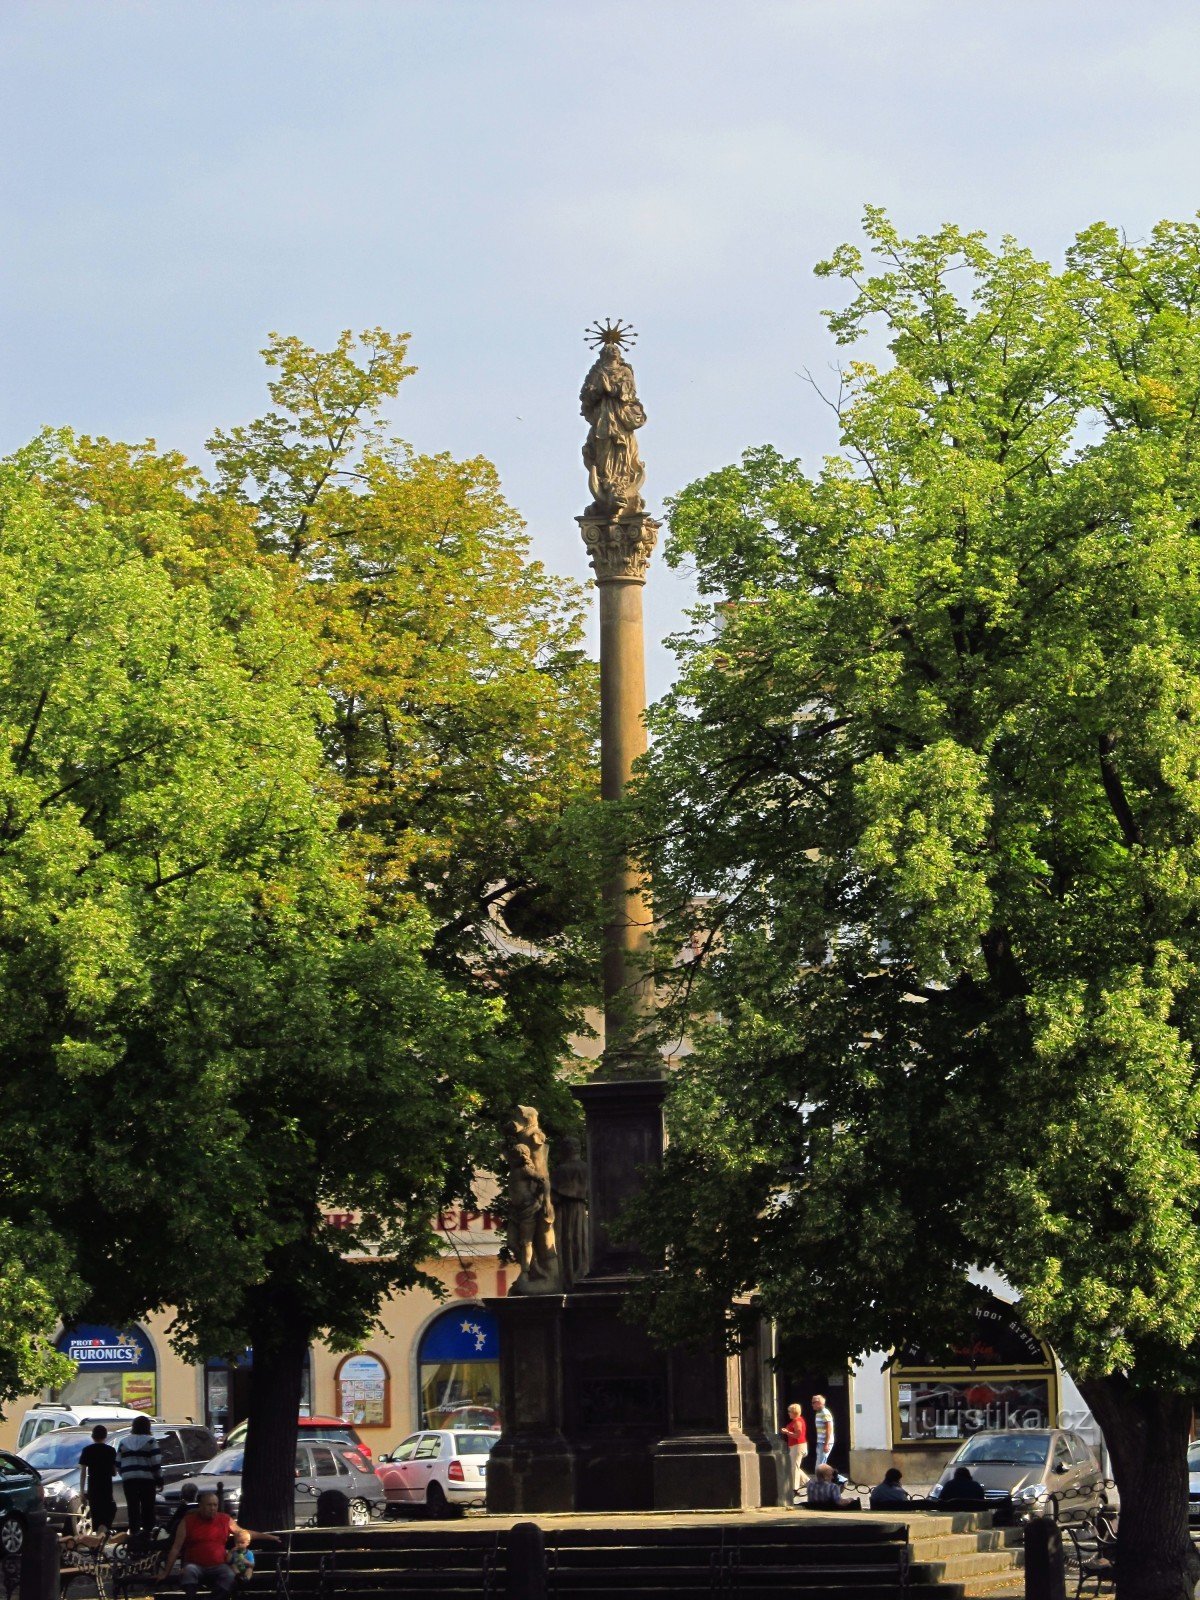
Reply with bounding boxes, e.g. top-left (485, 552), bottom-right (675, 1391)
top-left (0, 1205), bottom-right (508, 1456)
